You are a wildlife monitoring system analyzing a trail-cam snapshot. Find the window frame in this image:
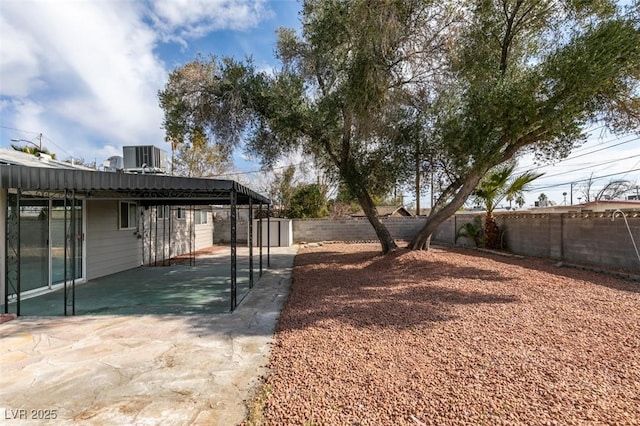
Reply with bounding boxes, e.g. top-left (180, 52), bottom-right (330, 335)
top-left (195, 209), bottom-right (208, 225)
top-left (156, 205), bottom-right (169, 220)
top-left (119, 201), bottom-right (137, 230)
top-left (177, 207), bottom-right (186, 220)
